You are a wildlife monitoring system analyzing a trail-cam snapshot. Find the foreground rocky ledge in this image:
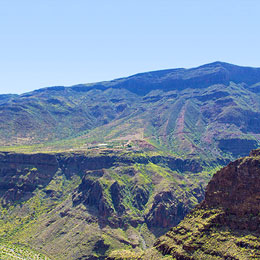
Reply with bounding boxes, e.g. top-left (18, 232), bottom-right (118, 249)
top-left (155, 149), bottom-right (260, 259)
top-left (109, 149), bottom-right (260, 259)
